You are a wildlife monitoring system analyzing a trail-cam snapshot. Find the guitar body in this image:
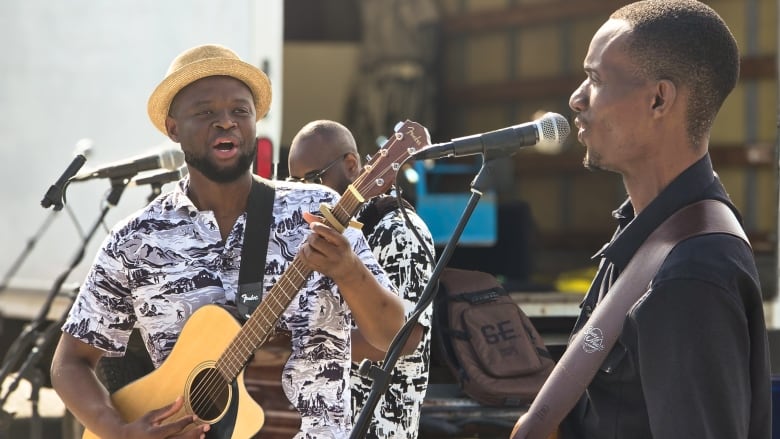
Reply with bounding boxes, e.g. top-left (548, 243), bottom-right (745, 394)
top-left (82, 305), bottom-right (264, 439)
